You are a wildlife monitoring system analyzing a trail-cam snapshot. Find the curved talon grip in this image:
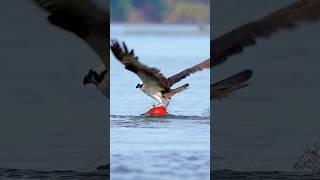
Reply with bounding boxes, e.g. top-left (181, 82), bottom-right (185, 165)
top-left (145, 106), bottom-right (168, 116)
